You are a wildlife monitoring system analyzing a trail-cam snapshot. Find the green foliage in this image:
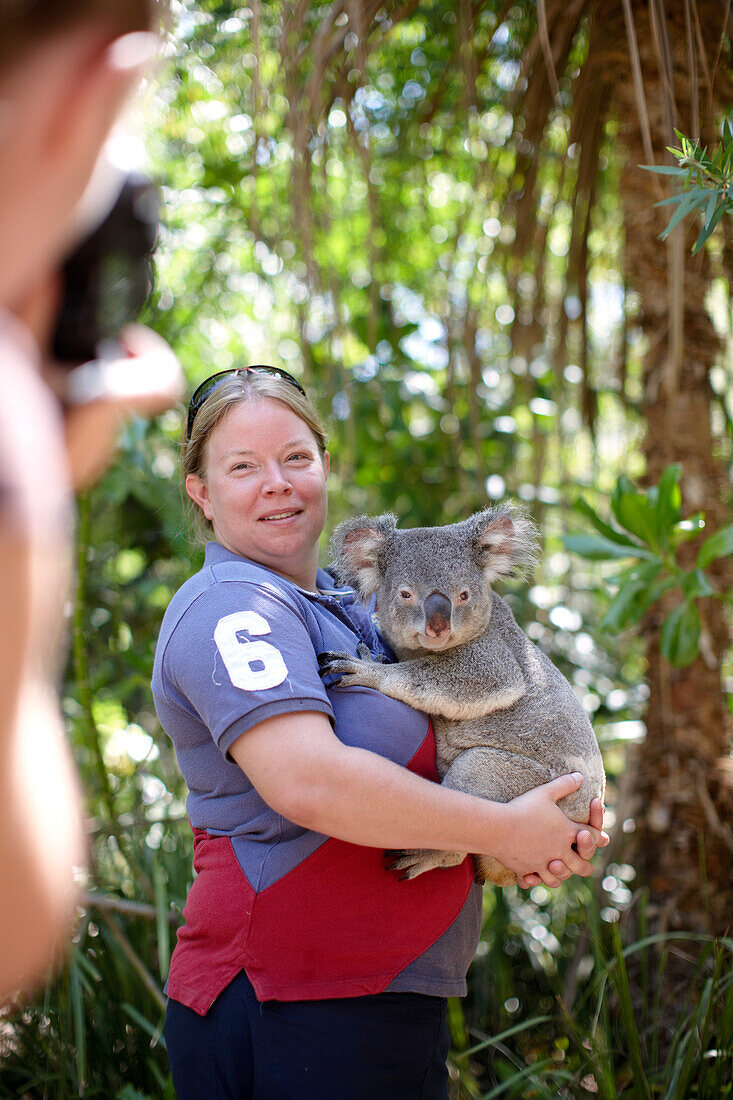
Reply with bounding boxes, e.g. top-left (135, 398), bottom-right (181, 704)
top-left (450, 886), bottom-right (733, 1098)
top-left (564, 465), bottom-right (732, 667)
top-left (0, 912), bottom-right (178, 1097)
top-left (641, 124), bottom-right (733, 253)
top-left (4, 1), bottom-right (731, 1093)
